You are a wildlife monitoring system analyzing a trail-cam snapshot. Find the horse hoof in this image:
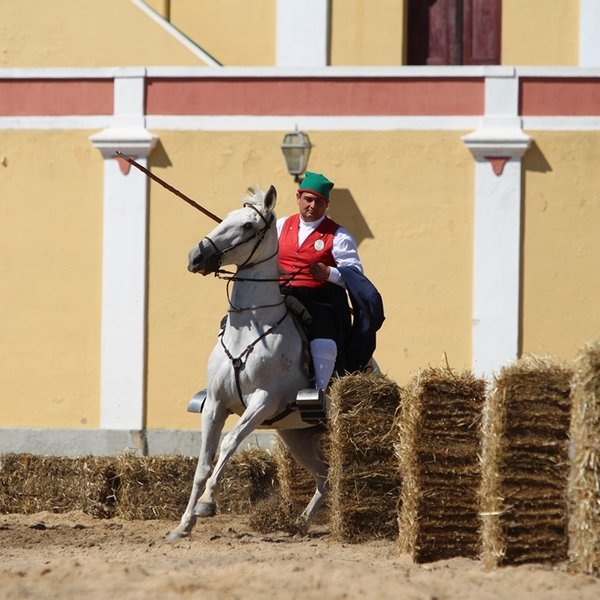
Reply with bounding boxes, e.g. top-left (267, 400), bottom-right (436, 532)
top-left (193, 501), bottom-right (217, 517)
top-left (166, 529), bottom-right (189, 542)
top-left (290, 519), bottom-right (309, 537)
